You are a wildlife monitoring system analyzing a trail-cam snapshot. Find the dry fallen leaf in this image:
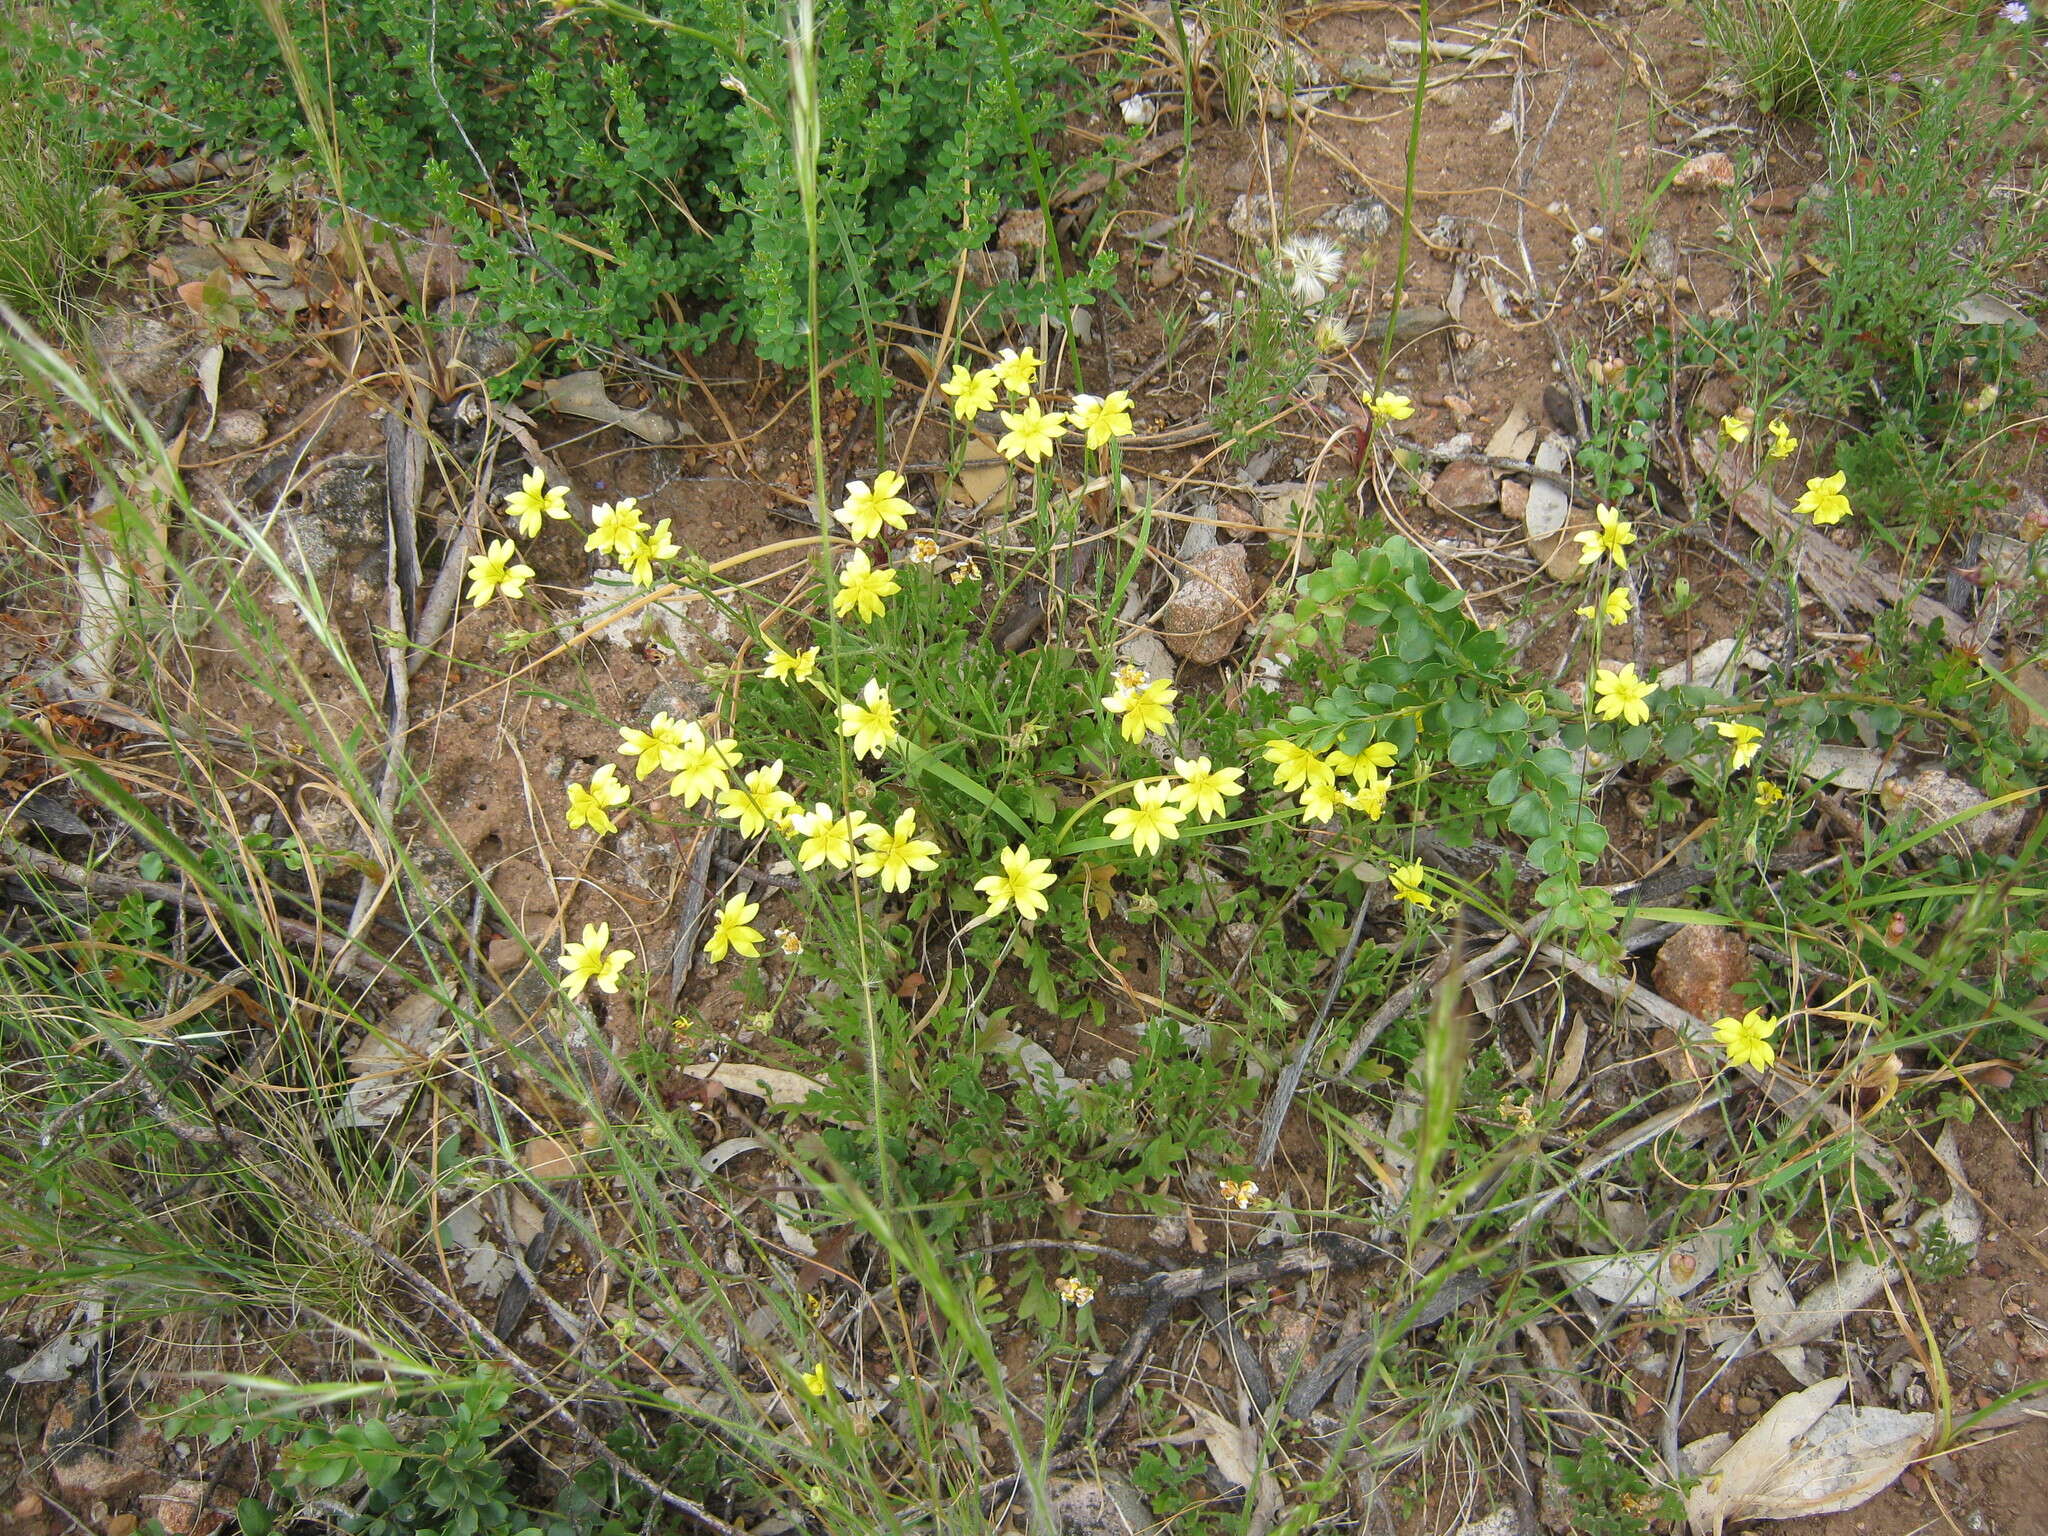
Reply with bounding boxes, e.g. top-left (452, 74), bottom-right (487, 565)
top-left (1682, 1377), bottom-right (1932, 1535)
top-left (1561, 1227), bottom-right (1727, 1307)
top-left (682, 1061), bottom-right (825, 1107)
